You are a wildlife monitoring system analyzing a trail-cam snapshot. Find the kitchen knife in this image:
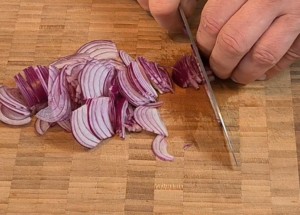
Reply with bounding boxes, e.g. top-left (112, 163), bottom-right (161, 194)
top-left (179, 7), bottom-right (238, 165)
